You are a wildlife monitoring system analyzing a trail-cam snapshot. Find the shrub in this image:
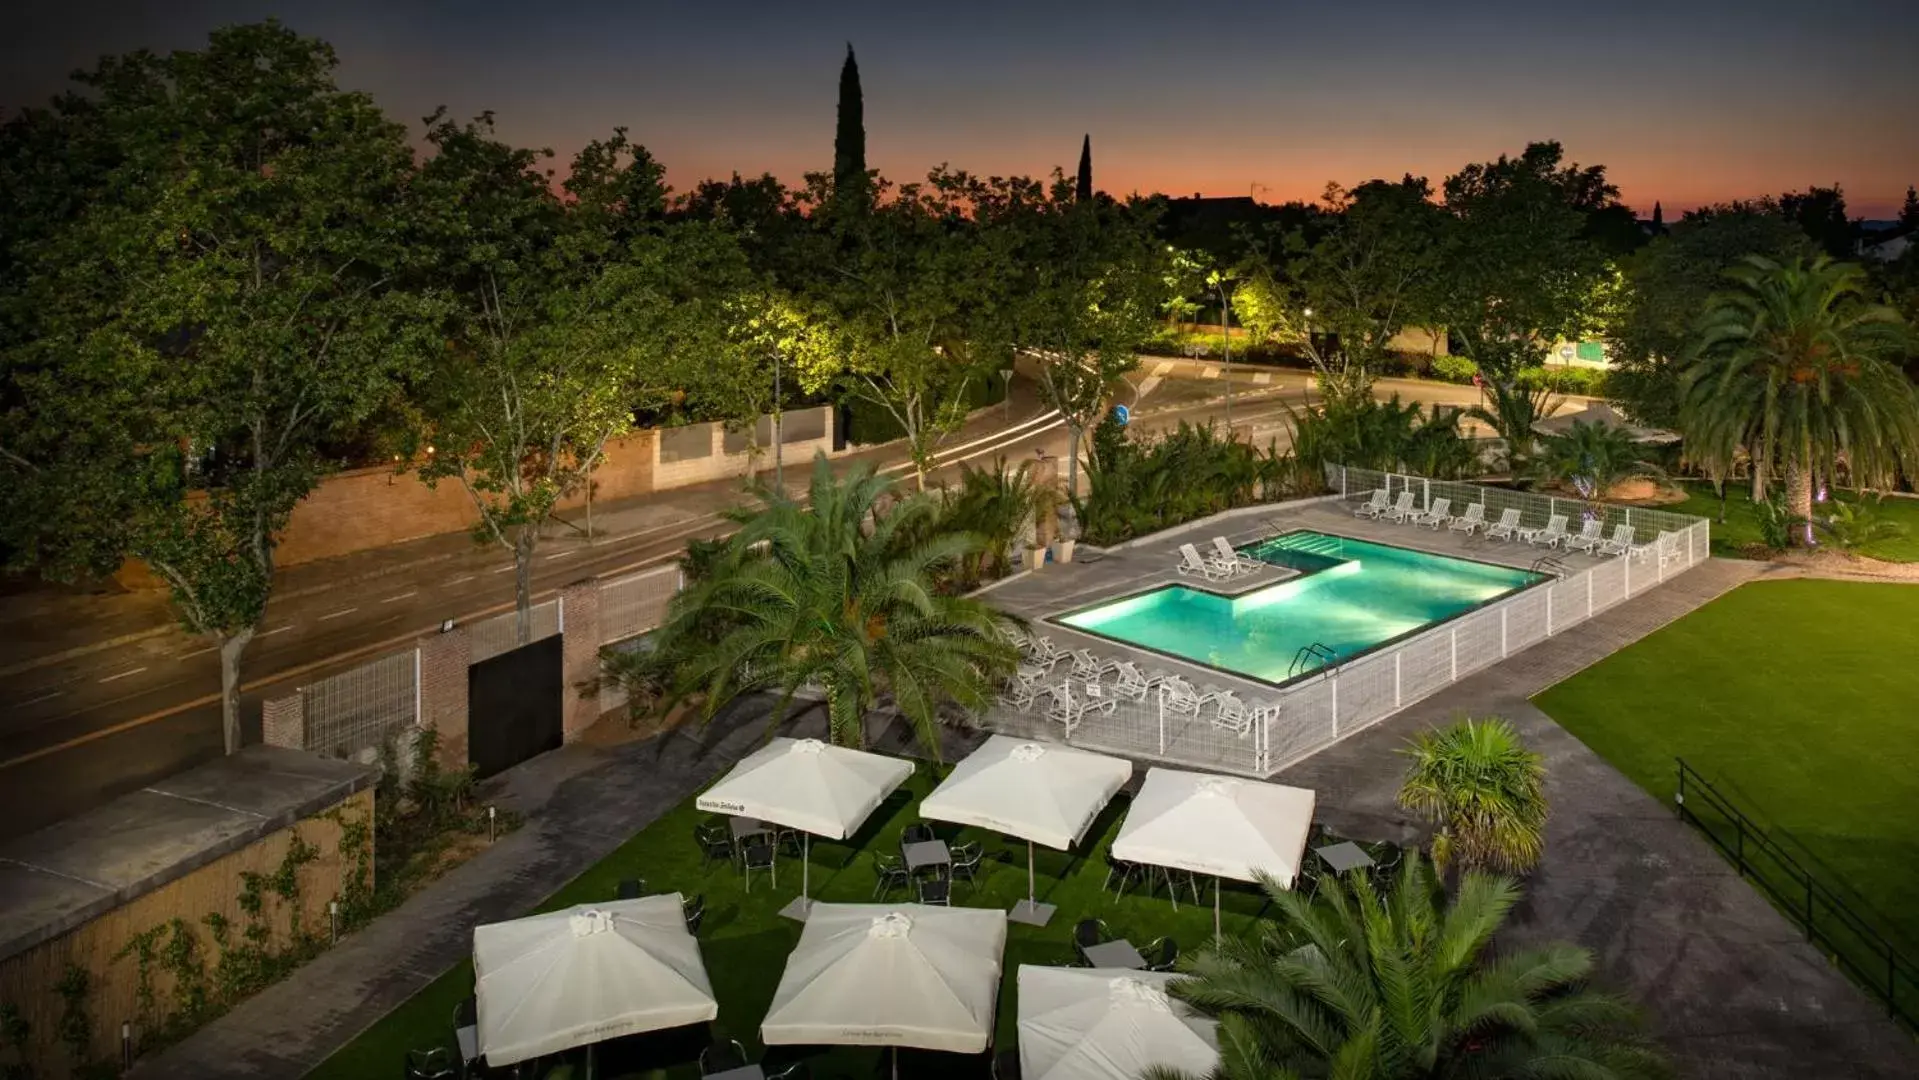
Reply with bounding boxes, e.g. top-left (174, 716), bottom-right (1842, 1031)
top-left (1073, 420), bottom-right (1316, 545)
top-left (1430, 354), bottom-right (1479, 383)
top-left (1518, 364), bottom-right (1608, 396)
